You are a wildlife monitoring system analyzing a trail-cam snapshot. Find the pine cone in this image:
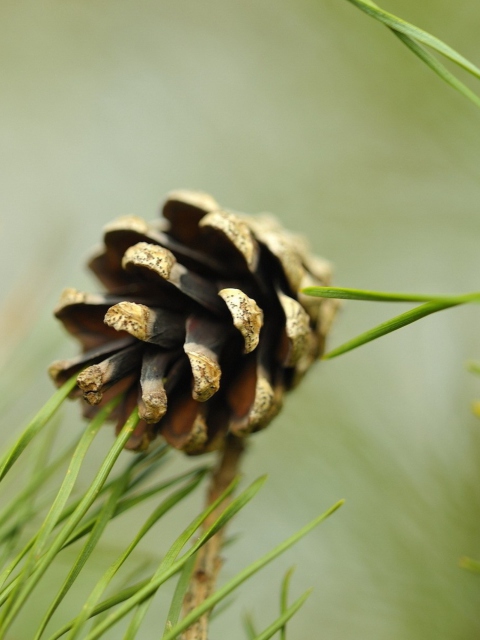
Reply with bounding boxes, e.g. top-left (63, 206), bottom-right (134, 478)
top-left (49, 191), bottom-right (338, 453)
